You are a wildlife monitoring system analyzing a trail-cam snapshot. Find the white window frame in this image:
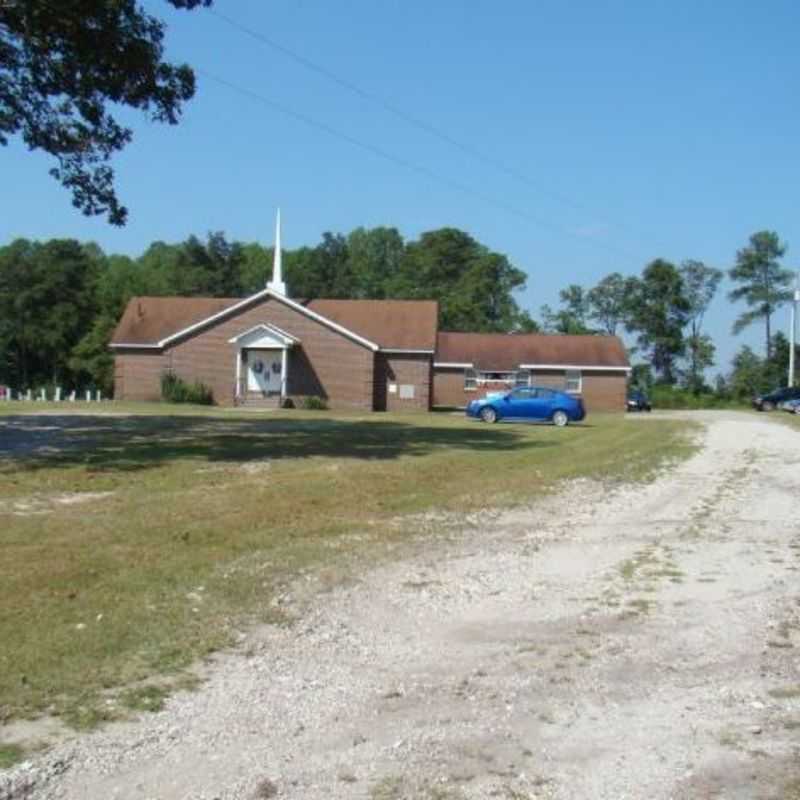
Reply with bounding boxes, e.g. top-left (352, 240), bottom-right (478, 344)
top-left (514, 369), bottom-right (531, 387)
top-left (565, 369), bottom-right (582, 394)
top-left (477, 371), bottom-right (515, 385)
top-left (464, 368), bottom-right (477, 391)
